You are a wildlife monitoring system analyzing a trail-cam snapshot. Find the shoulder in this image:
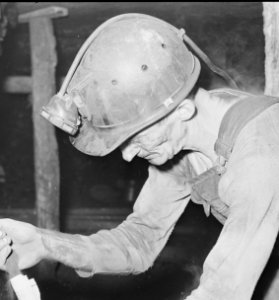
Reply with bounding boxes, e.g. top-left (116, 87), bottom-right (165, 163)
top-left (219, 150), bottom-right (279, 206)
